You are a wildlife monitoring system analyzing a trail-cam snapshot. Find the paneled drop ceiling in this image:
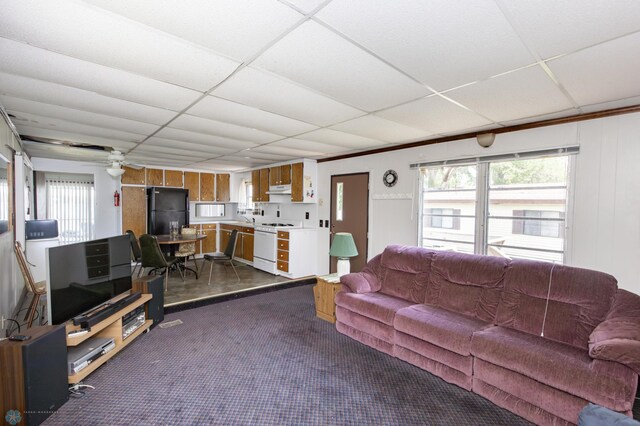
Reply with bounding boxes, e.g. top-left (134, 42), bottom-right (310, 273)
top-left (1, 0), bottom-right (639, 171)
